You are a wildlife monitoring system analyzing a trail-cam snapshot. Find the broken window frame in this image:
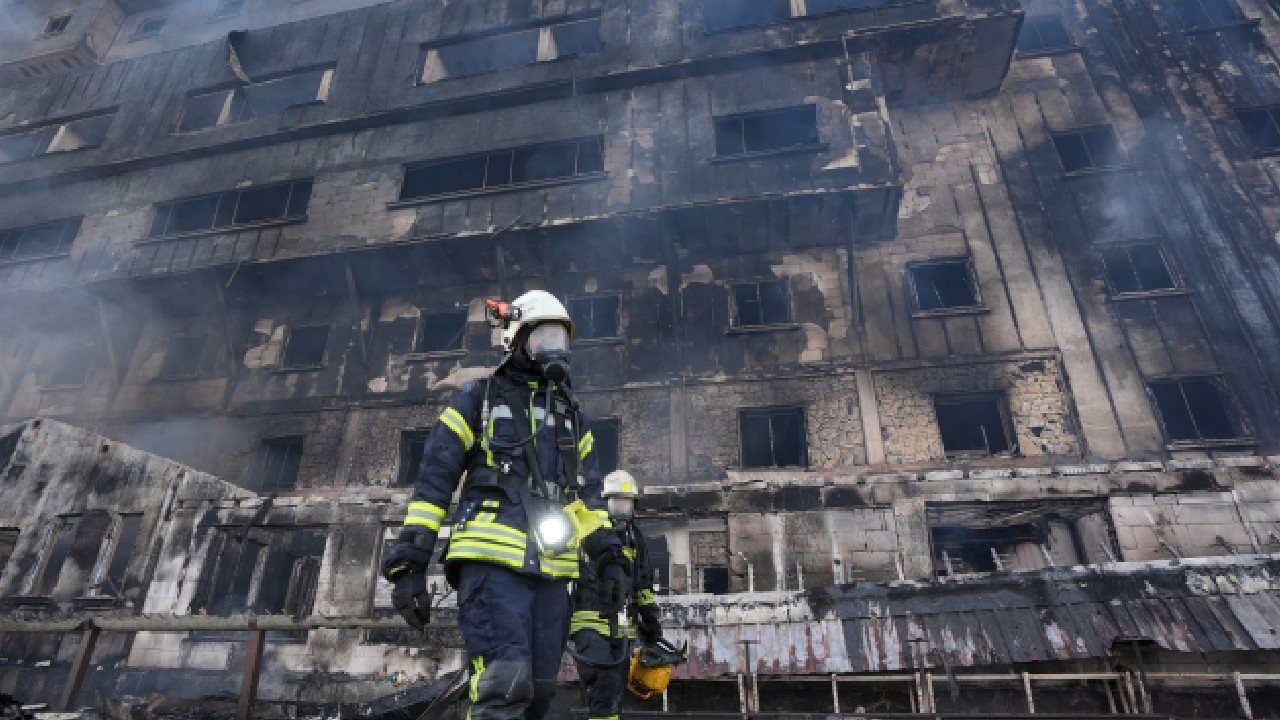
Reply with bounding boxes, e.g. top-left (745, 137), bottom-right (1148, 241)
top-left (906, 257), bottom-right (984, 315)
top-left (0, 217), bottom-right (81, 264)
top-left (730, 279), bottom-right (792, 328)
top-left (279, 324), bottom-right (329, 370)
top-left (927, 501), bottom-right (1117, 577)
top-left (29, 515), bottom-right (79, 597)
top-left (1099, 242), bottom-right (1183, 297)
top-left (397, 136), bottom-right (606, 203)
top-left (0, 112), bottom-right (117, 165)
top-left (1236, 105), bottom-right (1280, 154)
top-left (158, 330), bottom-right (210, 380)
top-left (1147, 375), bottom-right (1246, 445)
top-left (1016, 16), bottom-right (1074, 54)
top-left (395, 429), bottom-right (431, 487)
top-left (175, 67), bottom-right (334, 133)
top-left (1052, 126), bottom-right (1128, 173)
top-left (414, 309), bottom-right (468, 354)
top-left (88, 513), bottom-right (144, 597)
top-left (1170, 0), bottom-right (1240, 30)
top-left (712, 105), bottom-right (824, 159)
top-left (568, 295), bottom-right (622, 341)
top-left (250, 435), bottom-right (306, 492)
top-left (739, 406), bottom-right (809, 469)
top-left (933, 393), bottom-right (1018, 458)
top-left (419, 15), bottom-right (604, 84)
top-left (147, 179), bottom-right (313, 240)
top-left (43, 14), bottom-right (72, 36)
top-left (587, 418), bottom-right (621, 475)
